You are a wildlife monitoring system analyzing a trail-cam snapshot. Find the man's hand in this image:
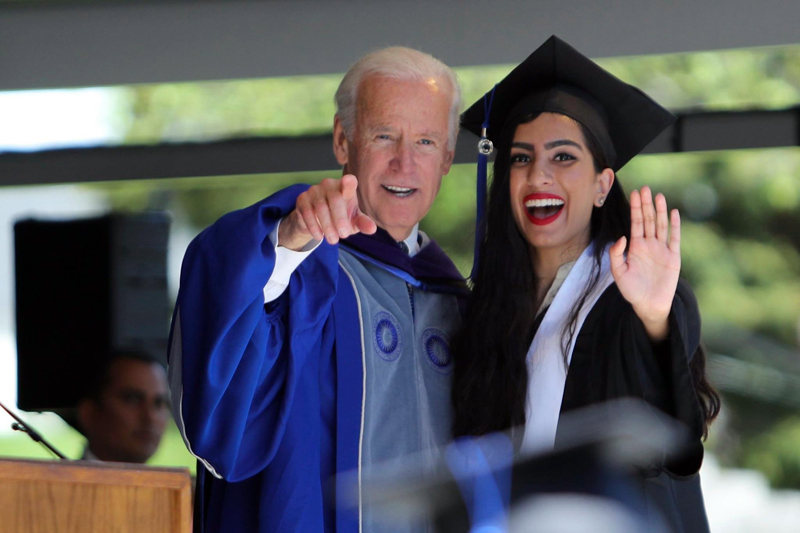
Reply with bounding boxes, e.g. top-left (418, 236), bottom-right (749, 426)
top-left (278, 174), bottom-right (378, 251)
